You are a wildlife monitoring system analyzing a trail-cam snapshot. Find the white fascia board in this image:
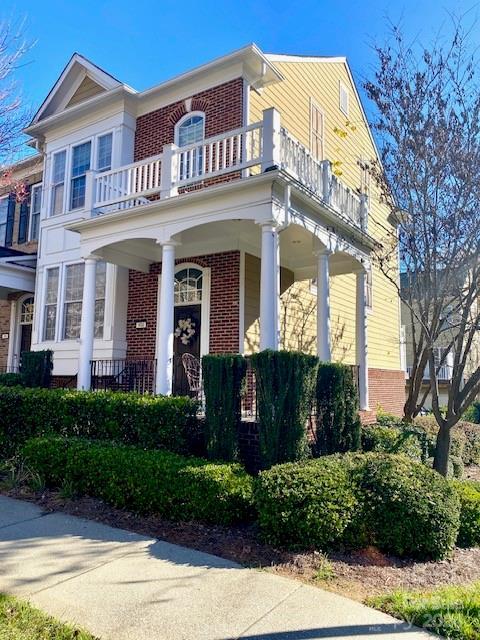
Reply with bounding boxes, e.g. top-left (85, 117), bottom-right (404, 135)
top-left (0, 262), bottom-right (36, 293)
top-left (266, 54), bottom-right (347, 64)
